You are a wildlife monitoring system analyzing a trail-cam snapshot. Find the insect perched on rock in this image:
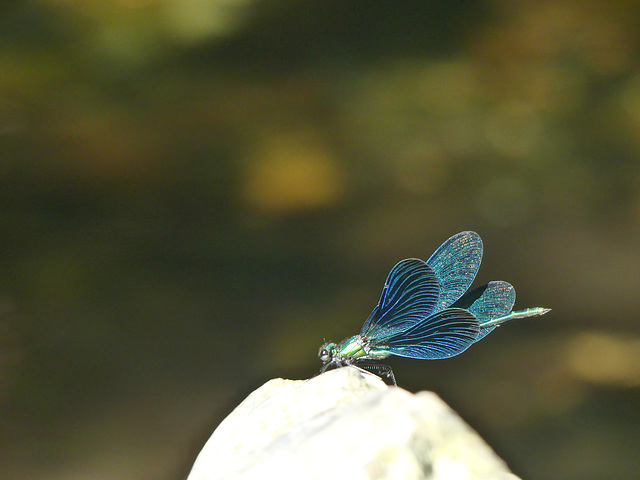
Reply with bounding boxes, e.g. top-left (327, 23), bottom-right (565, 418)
top-left (318, 231), bottom-right (550, 385)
